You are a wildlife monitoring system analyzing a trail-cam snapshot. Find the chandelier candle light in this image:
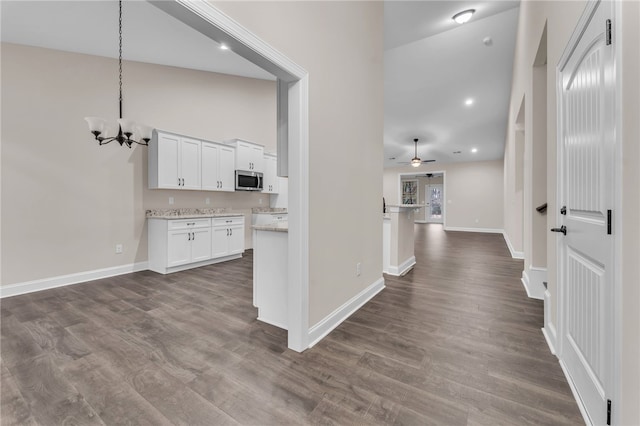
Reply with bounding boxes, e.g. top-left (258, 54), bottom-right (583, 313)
top-left (85, 0), bottom-right (153, 148)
